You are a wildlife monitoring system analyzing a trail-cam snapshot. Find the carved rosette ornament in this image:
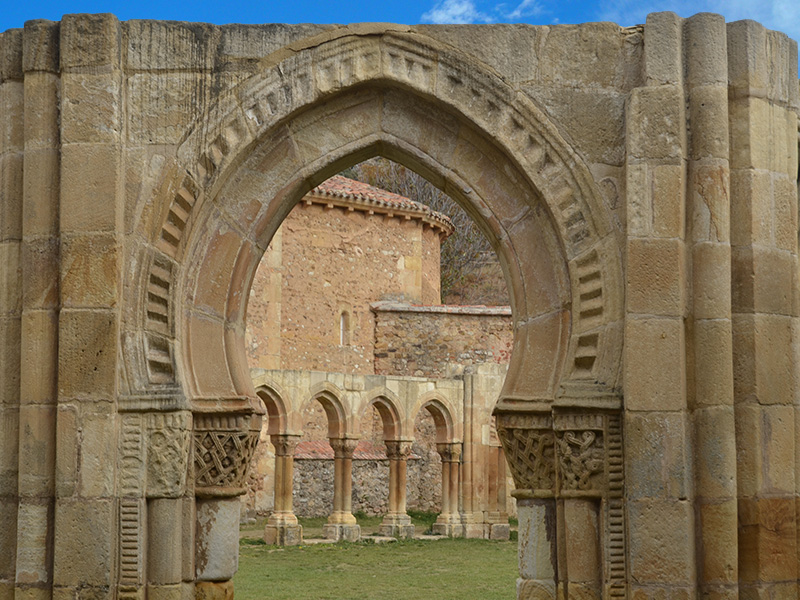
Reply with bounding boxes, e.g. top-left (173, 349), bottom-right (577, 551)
top-left (193, 412), bottom-right (262, 497)
top-left (495, 412), bottom-right (555, 493)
